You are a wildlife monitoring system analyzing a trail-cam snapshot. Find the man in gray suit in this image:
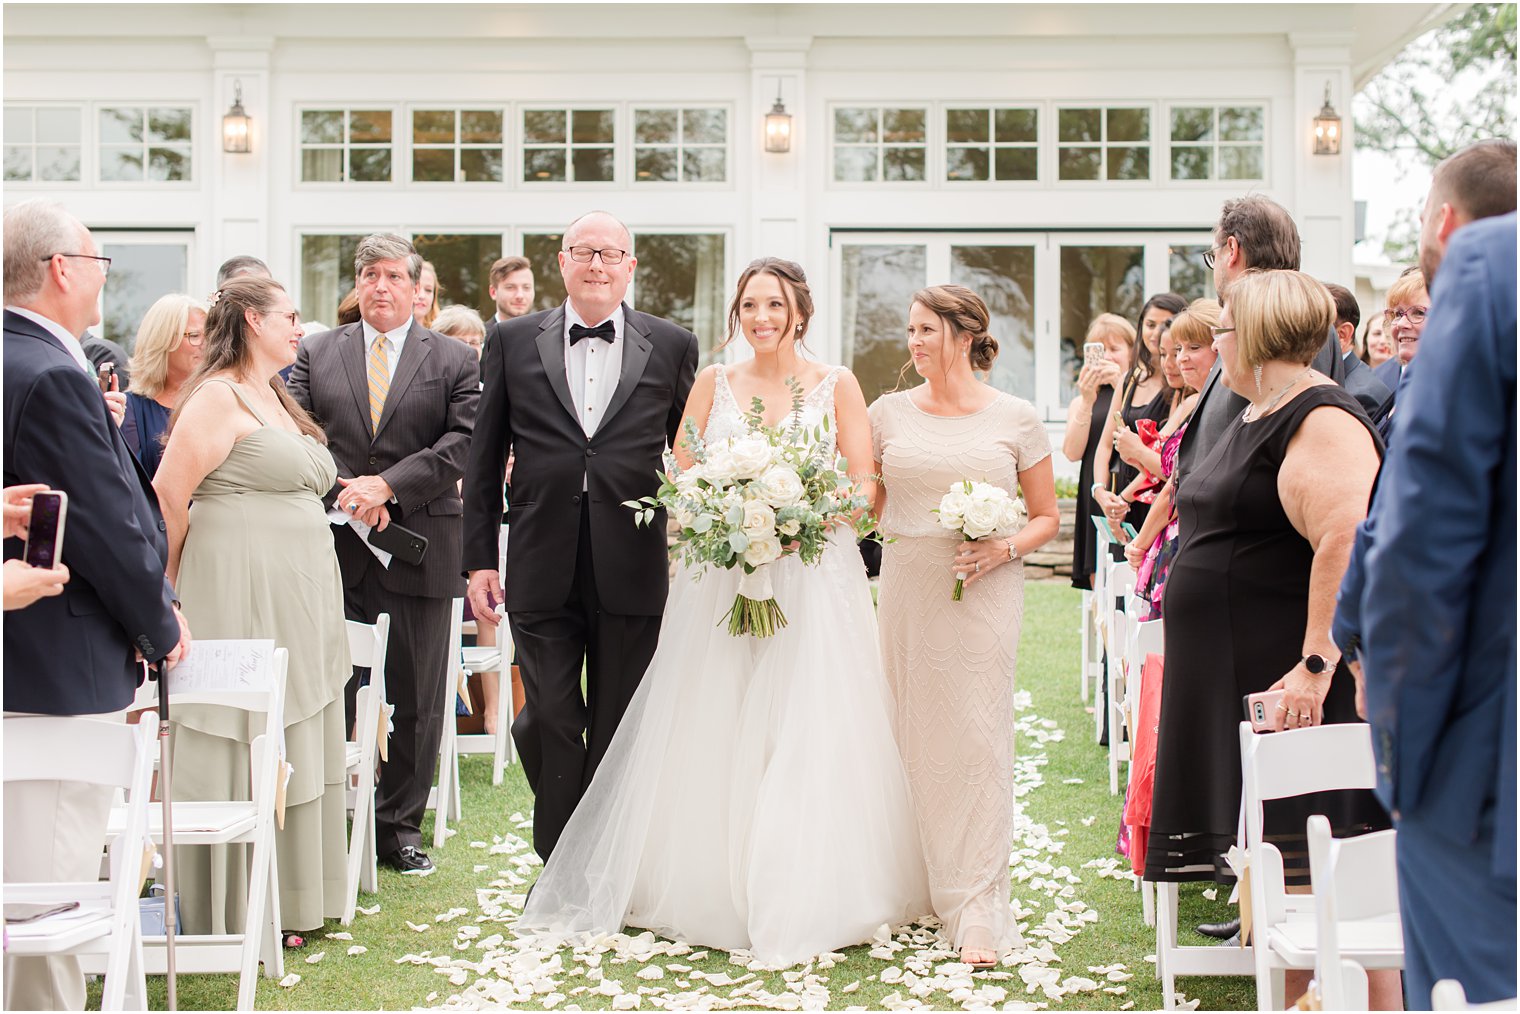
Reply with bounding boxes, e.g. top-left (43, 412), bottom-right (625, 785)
top-left (289, 234), bottom-right (480, 876)
top-left (1175, 196), bottom-right (1345, 486)
top-left (1325, 282), bottom-right (1392, 424)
